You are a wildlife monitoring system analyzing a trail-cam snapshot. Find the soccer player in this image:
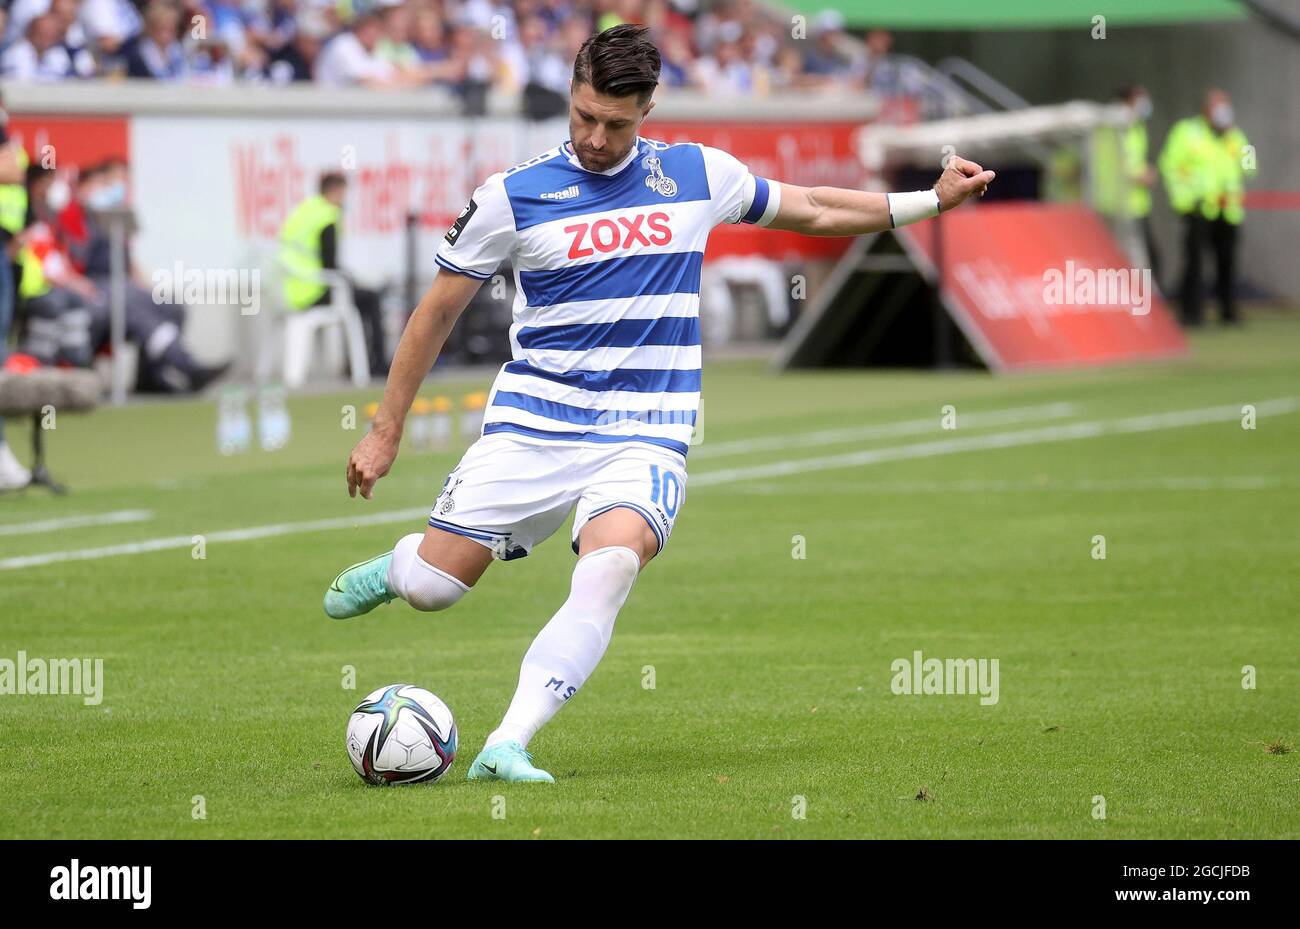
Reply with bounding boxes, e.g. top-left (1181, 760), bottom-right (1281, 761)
top-left (324, 24), bottom-right (994, 783)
